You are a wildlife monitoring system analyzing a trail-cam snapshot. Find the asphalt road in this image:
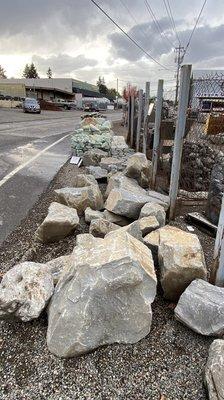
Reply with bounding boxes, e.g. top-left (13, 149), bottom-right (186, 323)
top-left (0, 108), bottom-right (122, 244)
